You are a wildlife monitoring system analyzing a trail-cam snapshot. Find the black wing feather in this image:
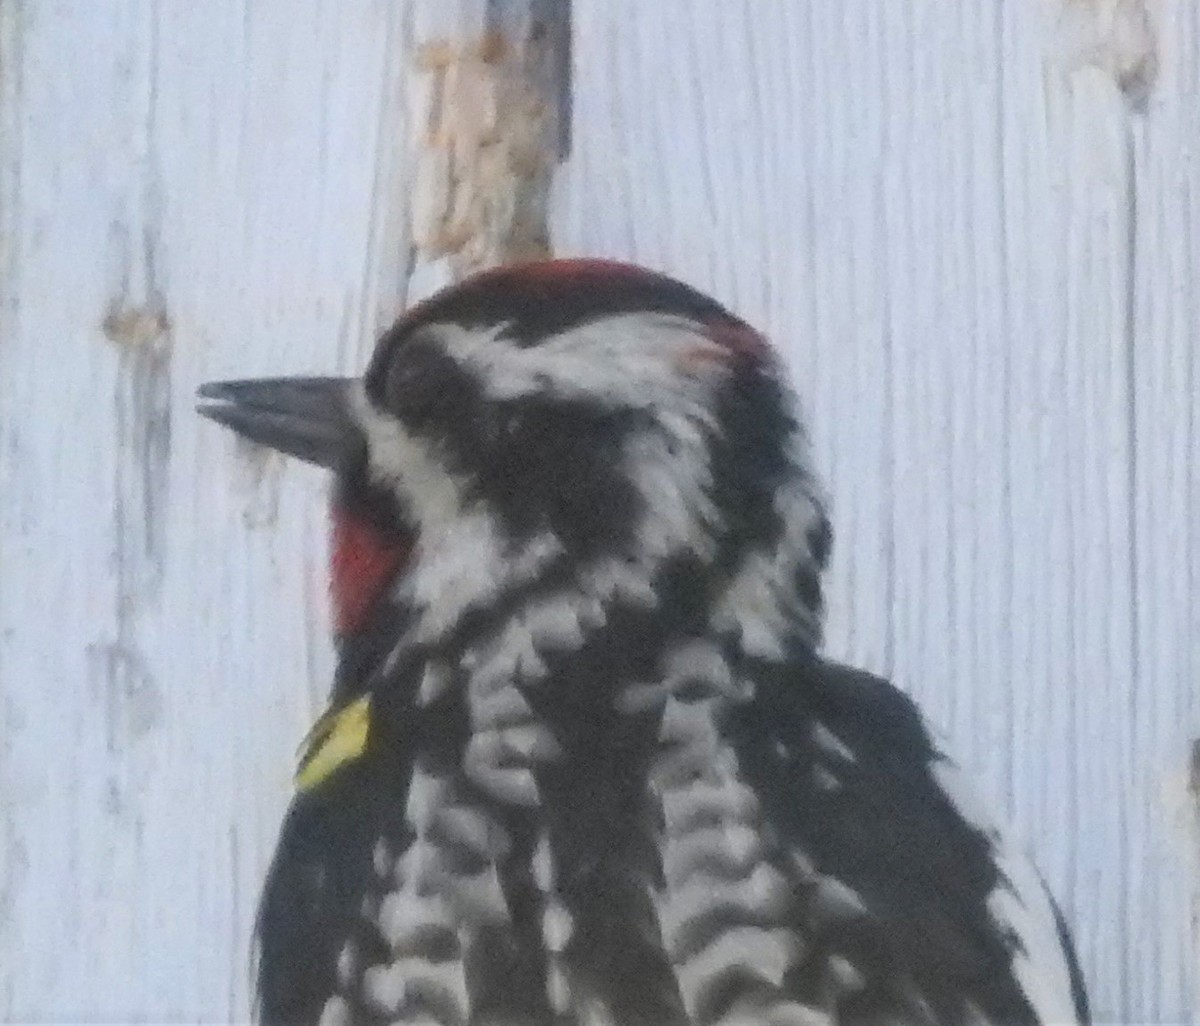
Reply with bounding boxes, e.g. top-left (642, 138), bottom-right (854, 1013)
top-left (726, 657), bottom-right (1088, 1026)
top-left (255, 740), bottom-right (412, 1026)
